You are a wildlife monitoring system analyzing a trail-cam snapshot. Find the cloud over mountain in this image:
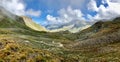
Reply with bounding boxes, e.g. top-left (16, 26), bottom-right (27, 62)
top-left (45, 0), bottom-right (120, 32)
top-left (0, 0), bottom-right (41, 17)
top-left (44, 7), bottom-right (91, 33)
